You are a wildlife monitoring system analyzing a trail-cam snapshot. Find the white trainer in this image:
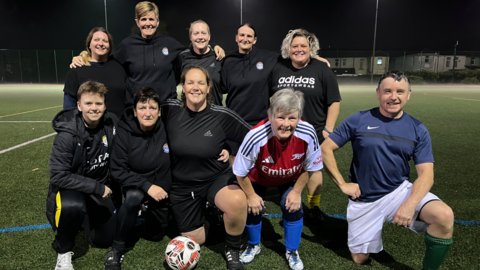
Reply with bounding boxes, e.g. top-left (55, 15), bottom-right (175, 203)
top-left (55, 251), bottom-right (74, 270)
top-left (240, 244), bottom-right (261, 264)
top-left (286, 250), bottom-right (304, 270)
